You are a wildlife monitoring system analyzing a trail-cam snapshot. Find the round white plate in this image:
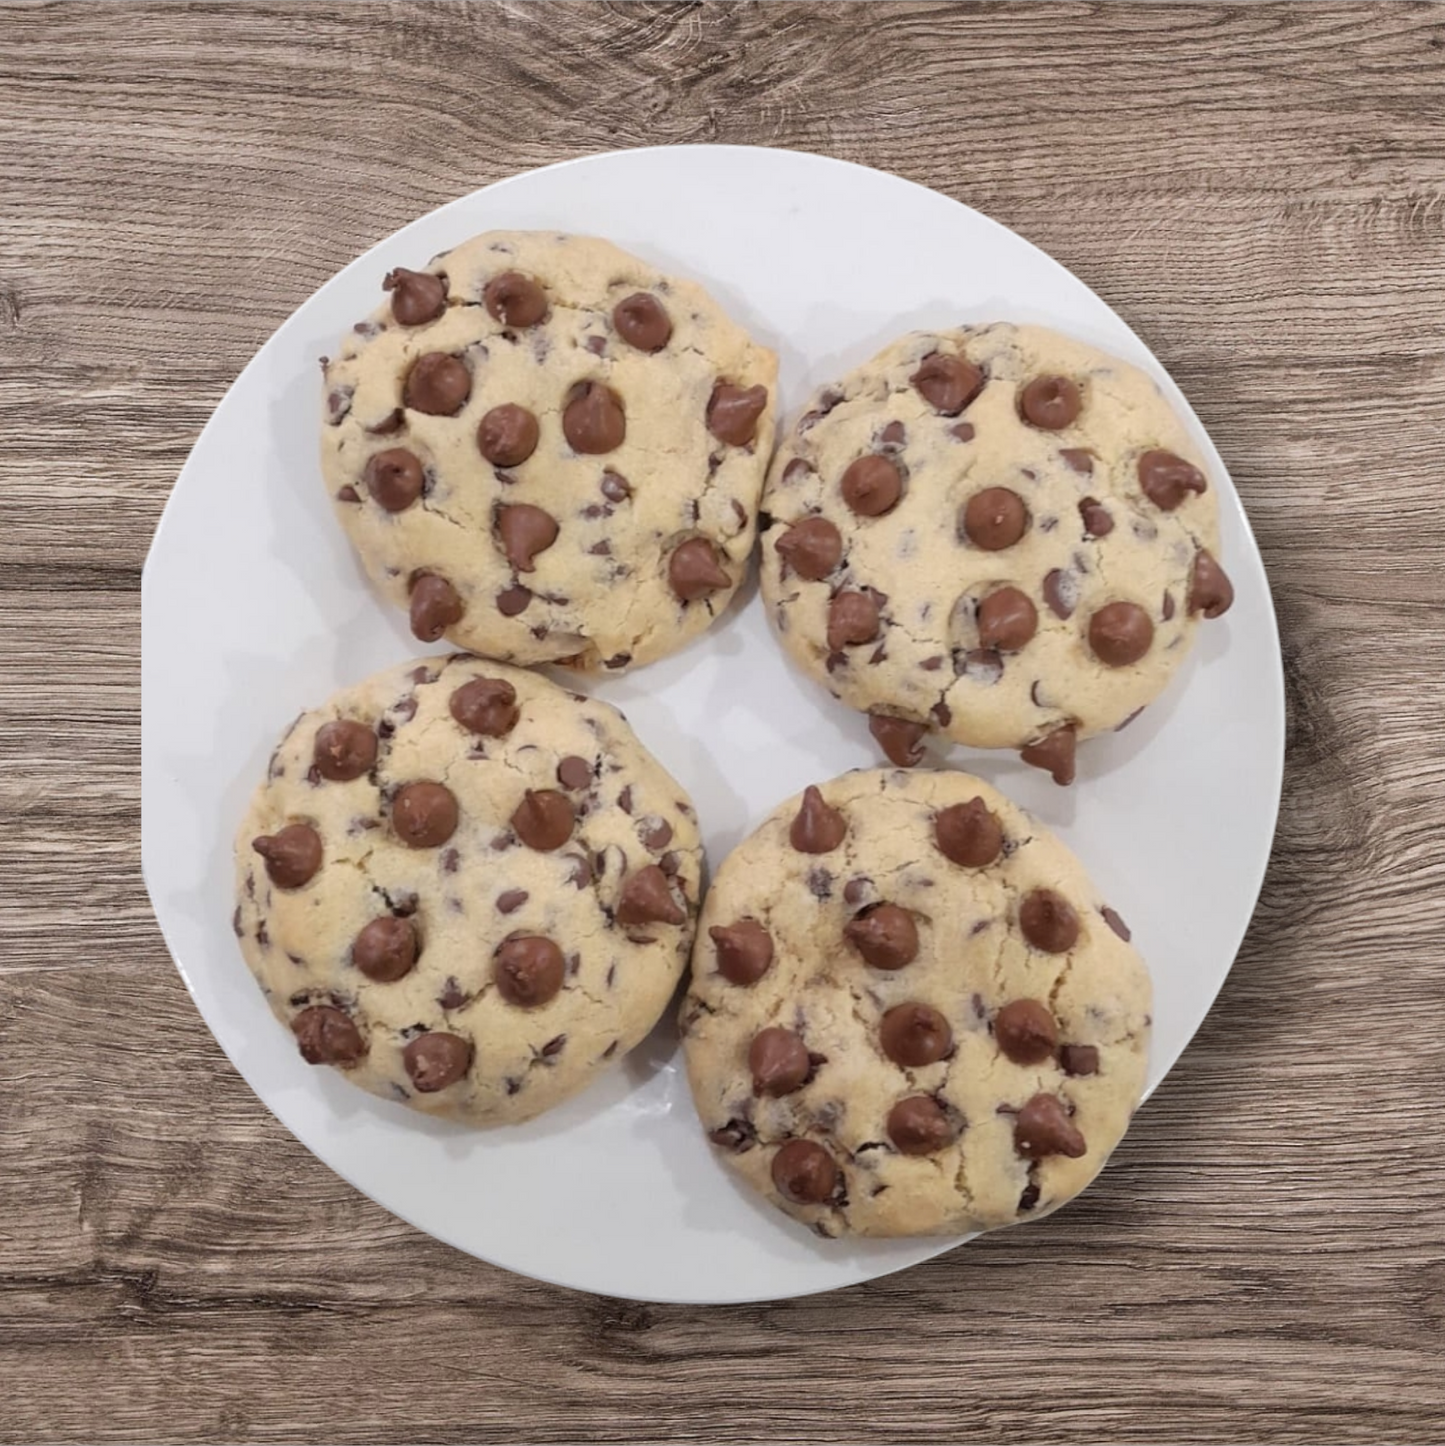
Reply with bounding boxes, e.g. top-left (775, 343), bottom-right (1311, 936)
top-left (141, 145), bottom-right (1283, 1304)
